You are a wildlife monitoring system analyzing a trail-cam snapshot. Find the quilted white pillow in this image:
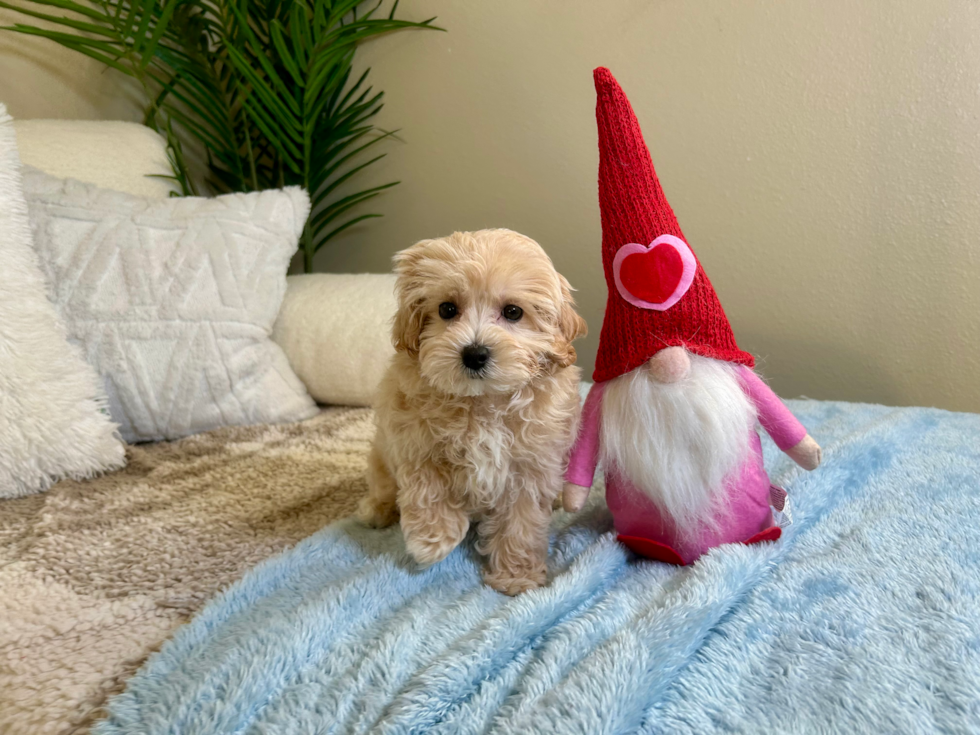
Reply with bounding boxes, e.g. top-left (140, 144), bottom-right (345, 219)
top-left (22, 167), bottom-right (318, 443)
top-left (0, 105), bottom-right (126, 498)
